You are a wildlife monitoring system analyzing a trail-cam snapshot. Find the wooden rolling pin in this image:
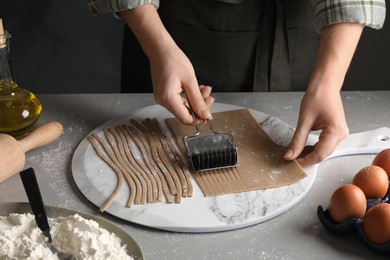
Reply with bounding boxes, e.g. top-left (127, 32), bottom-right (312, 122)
top-left (0, 122), bottom-right (63, 183)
